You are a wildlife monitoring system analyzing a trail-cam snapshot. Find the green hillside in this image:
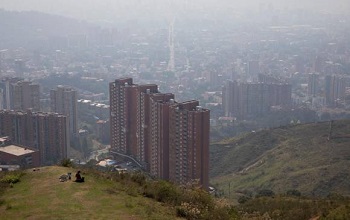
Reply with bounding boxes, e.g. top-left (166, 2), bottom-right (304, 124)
top-left (0, 166), bottom-right (178, 220)
top-left (0, 166), bottom-right (239, 220)
top-left (210, 120), bottom-right (350, 199)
